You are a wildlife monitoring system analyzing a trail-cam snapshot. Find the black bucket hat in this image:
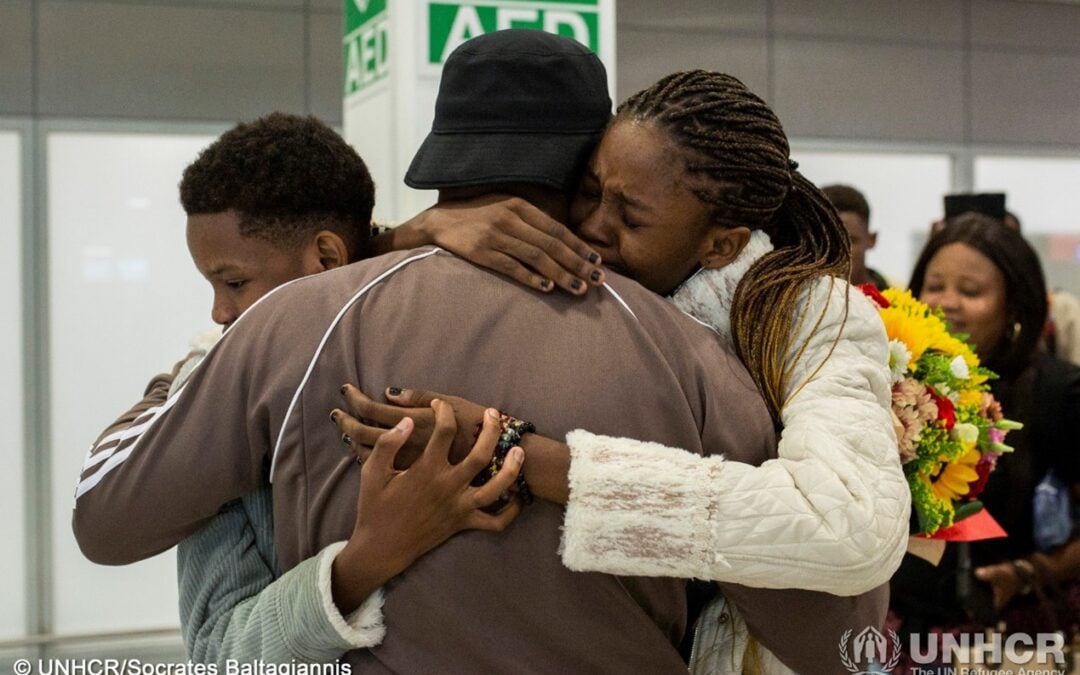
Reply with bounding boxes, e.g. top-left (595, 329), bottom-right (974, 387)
top-left (405, 29), bottom-right (612, 192)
